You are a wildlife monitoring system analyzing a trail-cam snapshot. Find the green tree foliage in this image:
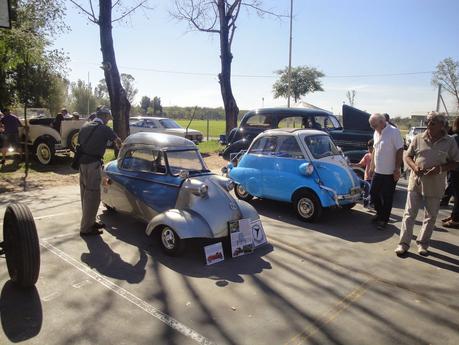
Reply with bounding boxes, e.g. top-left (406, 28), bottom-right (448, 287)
top-left (273, 66), bottom-right (325, 103)
top-left (152, 96), bottom-right (162, 114)
top-left (121, 73), bottom-right (138, 104)
top-left (140, 96), bottom-right (151, 114)
top-left (0, 0), bottom-right (68, 110)
top-left (69, 79), bottom-right (97, 115)
top-left (432, 57), bottom-right (459, 109)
